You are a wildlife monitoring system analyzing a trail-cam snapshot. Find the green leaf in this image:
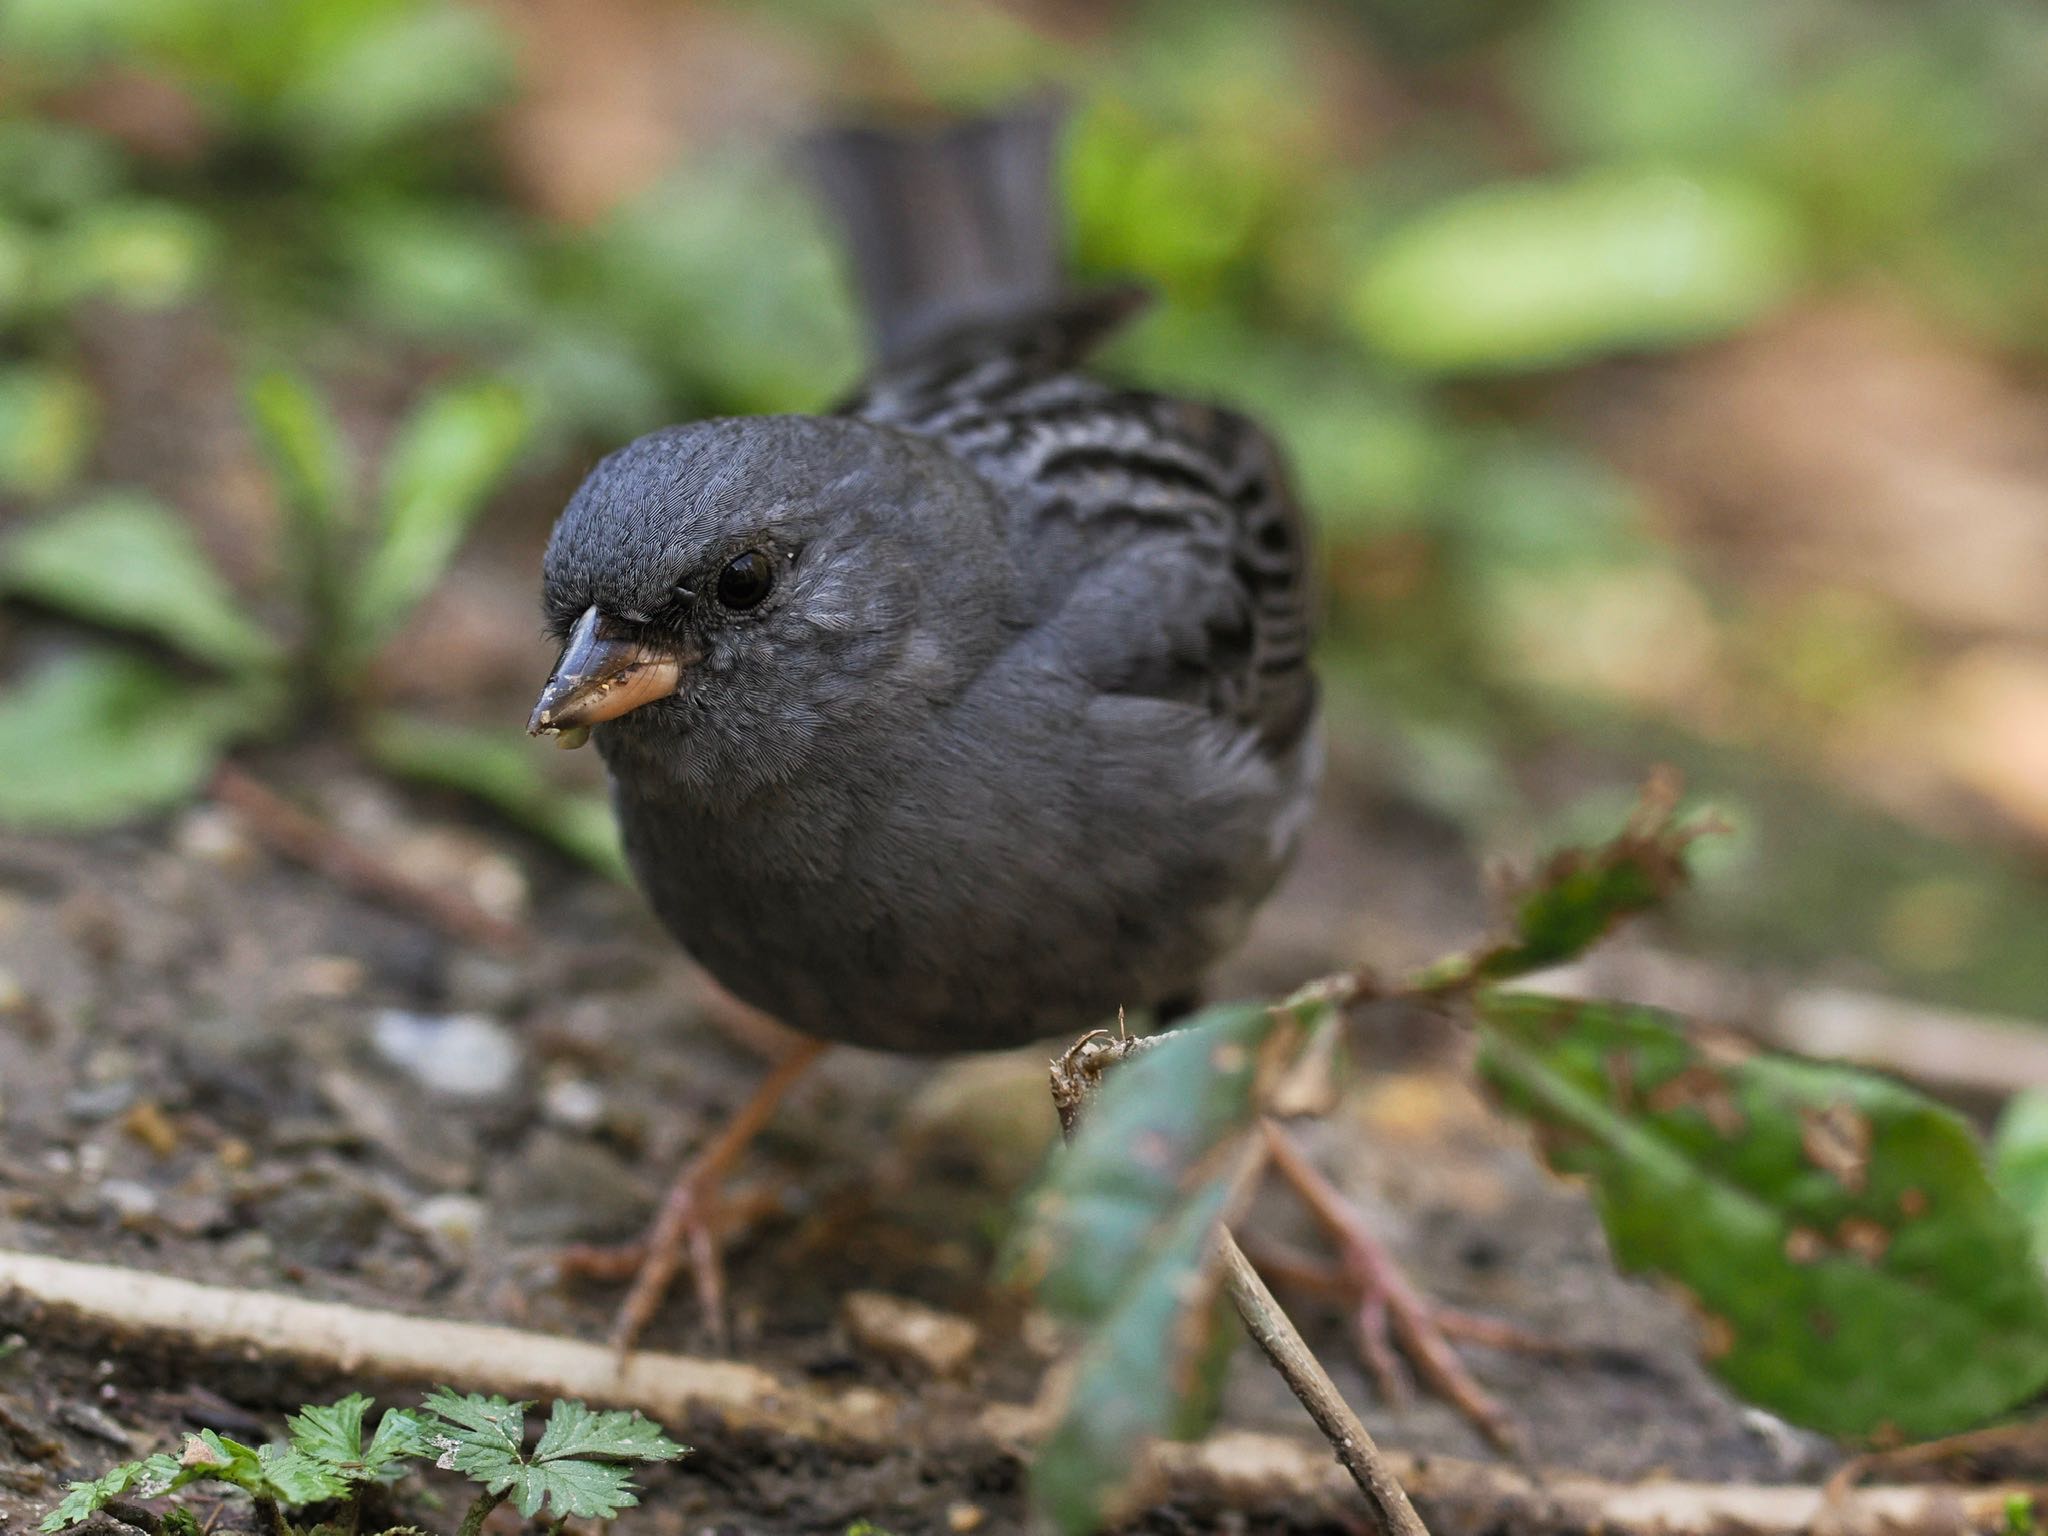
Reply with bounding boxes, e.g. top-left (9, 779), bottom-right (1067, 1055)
top-left (184, 1430), bottom-right (263, 1487)
top-left (1033, 1178), bottom-right (1234, 1536)
top-left (41, 1454), bottom-right (184, 1532)
top-left (44, 200), bottom-right (213, 311)
top-left (361, 1407), bottom-right (428, 1475)
top-left (1010, 1004), bottom-right (1273, 1319)
top-left (530, 1400), bottom-right (686, 1465)
top-left (251, 1445), bottom-right (348, 1506)
top-left (347, 379), bottom-right (529, 664)
top-left (246, 369), bottom-right (352, 550)
top-left (1995, 1090), bottom-right (2048, 1262)
top-left (286, 1394), bottom-right (422, 1481)
top-left (364, 713), bottom-right (626, 879)
top-left (418, 1391), bottom-right (683, 1522)
top-left (286, 1394), bottom-right (371, 1468)
top-left (1410, 777), bottom-right (1713, 992)
top-left (420, 1390), bottom-right (527, 1472)
top-left (1351, 166), bottom-right (1804, 372)
top-left (0, 651), bottom-right (259, 830)
top-left (0, 493), bottom-right (279, 673)
top-left (1479, 992), bottom-right (2048, 1438)
top-left (0, 364), bottom-right (96, 497)
top-left (498, 1458), bottom-right (637, 1521)
top-left (278, 5), bottom-right (514, 160)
